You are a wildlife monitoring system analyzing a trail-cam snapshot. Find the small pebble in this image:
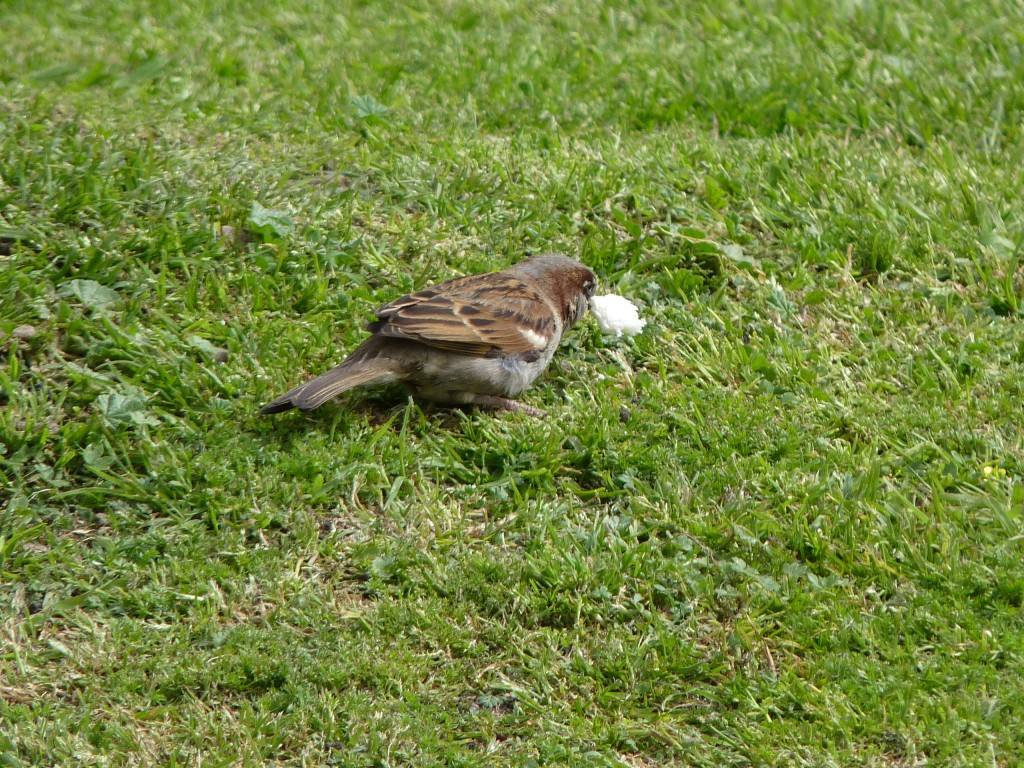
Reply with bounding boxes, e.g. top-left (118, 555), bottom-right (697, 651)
top-left (12, 324), bottom-right (37, 340)
top-left (218, 224), bottom-right (254, 246)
